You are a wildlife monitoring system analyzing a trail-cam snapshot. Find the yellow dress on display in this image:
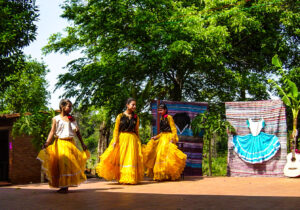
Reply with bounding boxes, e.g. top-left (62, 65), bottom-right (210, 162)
top-left (143, 115), bottom-right (187, 181)
top-left (37, 115), bottom-right (90, 188)
top-left (96, 113), bottom-right (144, 184)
